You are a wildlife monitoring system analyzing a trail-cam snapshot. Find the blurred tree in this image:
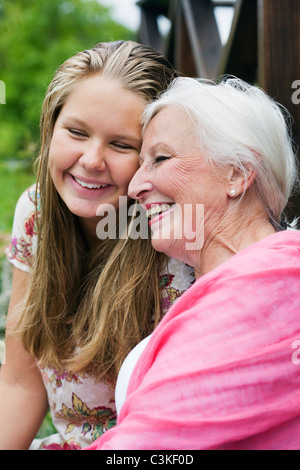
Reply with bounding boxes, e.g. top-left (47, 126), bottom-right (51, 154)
top-left (0, 0), bottom-right (134, 161)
